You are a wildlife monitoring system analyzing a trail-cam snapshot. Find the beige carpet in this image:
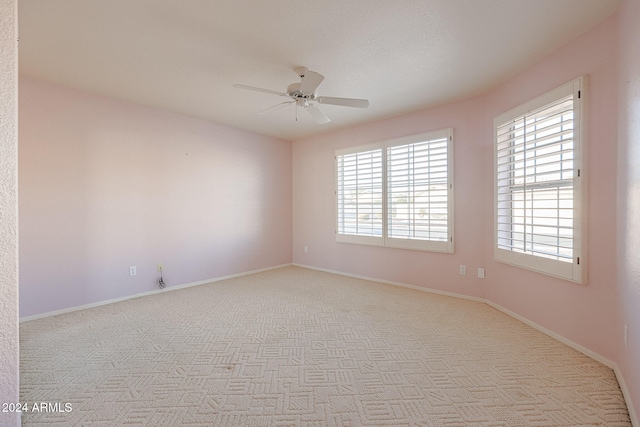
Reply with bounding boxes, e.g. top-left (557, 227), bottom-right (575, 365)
top-left (20, 266), bottom-right (631, 426)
